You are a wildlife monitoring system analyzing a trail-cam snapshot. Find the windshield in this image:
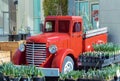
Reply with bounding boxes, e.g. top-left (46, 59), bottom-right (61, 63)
top-left (44, 20), bottom-right (70, 33)
top-left (58, 20), bottom-right (70, 33)
top-left (44, 20), bottom-right (55, 32)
